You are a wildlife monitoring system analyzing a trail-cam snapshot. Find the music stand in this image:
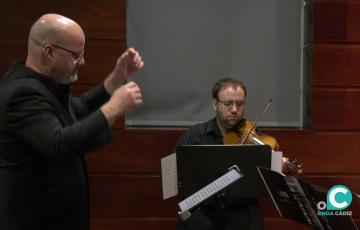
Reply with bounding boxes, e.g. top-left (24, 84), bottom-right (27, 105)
top-left (257, 166), bottom-right (358, 230)
top-left (176, 144), bottom-right (272, 200)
